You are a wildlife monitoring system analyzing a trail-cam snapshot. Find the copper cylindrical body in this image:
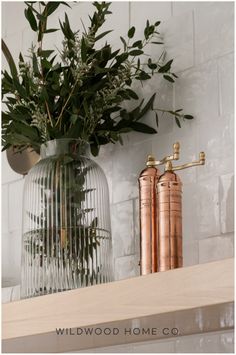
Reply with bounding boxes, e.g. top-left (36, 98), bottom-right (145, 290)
top-left (139, 166), bottom-right (160, 275)
top-left (157, 171), bottom-right (183, 272)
